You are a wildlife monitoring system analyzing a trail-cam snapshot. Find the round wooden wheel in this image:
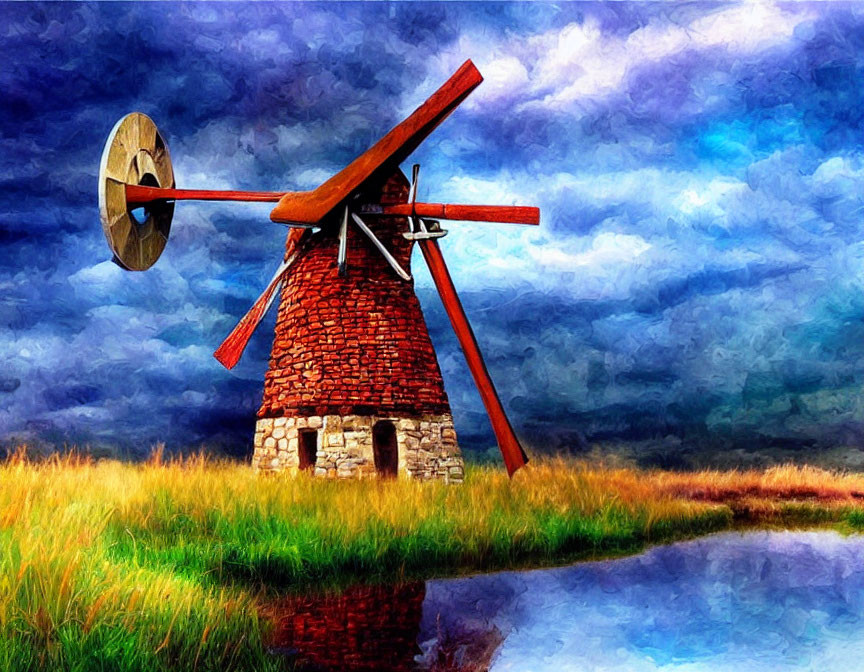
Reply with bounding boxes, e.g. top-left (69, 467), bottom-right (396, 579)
top-left (98, 113), bottom-right (175, 271)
